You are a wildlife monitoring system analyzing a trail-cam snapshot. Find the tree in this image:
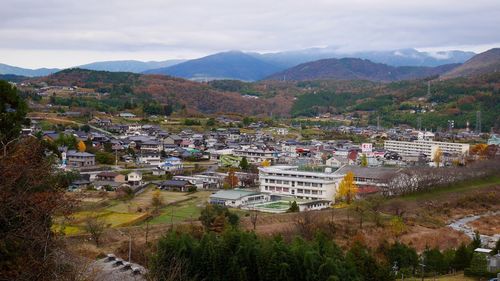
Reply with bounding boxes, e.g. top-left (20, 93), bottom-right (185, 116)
top-left (84, 215), bottom-right (107, 247)
top-left (0, 80), bottom-right (28, 157)
top-left (336, 171), bottom-right (358, 204)
top-left (261, 159), bottom-right (271, 167)
top-left (77, 140), bottom-right (86, 152)
top-left (239, 156), bottom-right (249, 170)
top-left (433, 146), bottom-right (442, 167)
top-left (151, 190), bottom-right (164, 214)
top-left (288, 201), bottom-right (299, 212)
top-left (453, 243), bottom-right (472, 270)
top-left (224, 169), bottom-right (238, 189)
top-left (0, 138), bottom-right (73, 280)
top-left (466, 253), bottom-right (488, 277)
top-left (199, 204), bottom-right (238, 232)
top-left (390, 216), bottom-right (406, 240)
top-left (95, 151), bottom-right (114, 164)
top-left (360, 153), bottom-right (368, 167)
top-left (352, 200), bottom-right (369, 229)
top-left (250, 210), bottom-right (258, 230)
